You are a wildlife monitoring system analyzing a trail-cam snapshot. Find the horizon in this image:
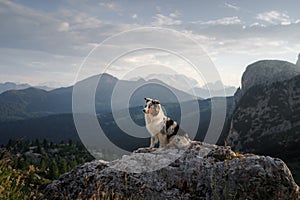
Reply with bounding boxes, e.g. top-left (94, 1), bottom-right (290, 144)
top-left (1, 0), bottom-right (300, 87)
top-left (0, 58), bottom-right (299, 89)
top-left (0, 72), bottom-right (237, 90)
